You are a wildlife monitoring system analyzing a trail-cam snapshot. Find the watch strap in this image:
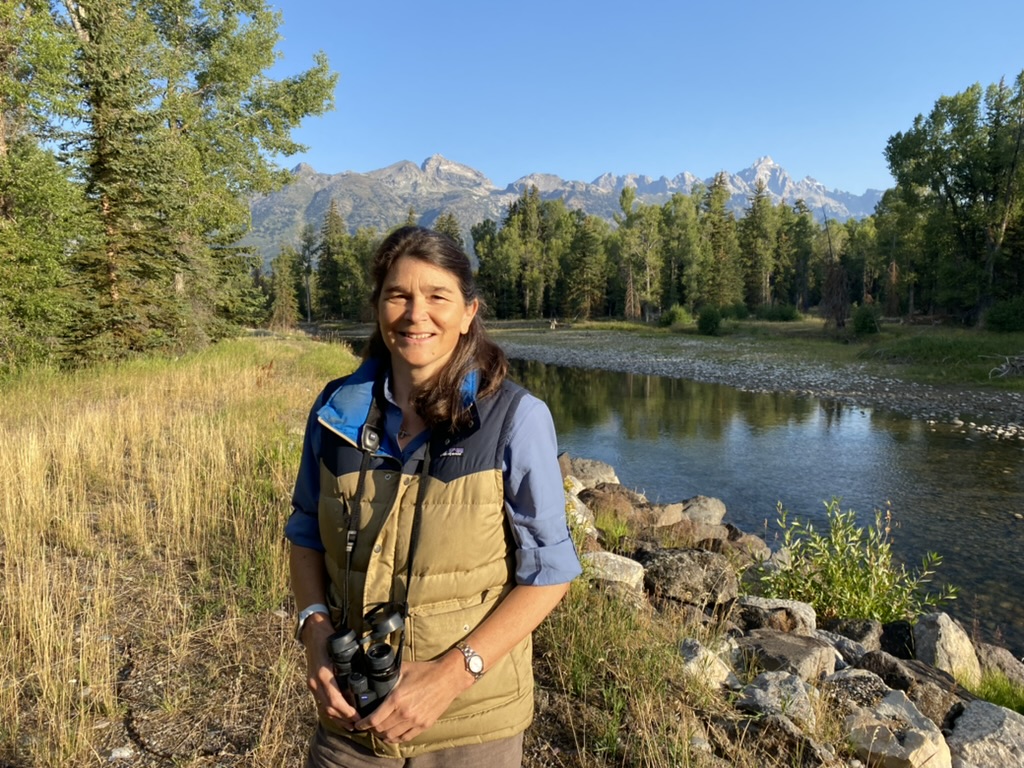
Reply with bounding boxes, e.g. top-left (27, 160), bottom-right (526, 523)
top-left (455, 640), bottom-right (485, 681)
top-left (295, 603), bottom-right (330, 643)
